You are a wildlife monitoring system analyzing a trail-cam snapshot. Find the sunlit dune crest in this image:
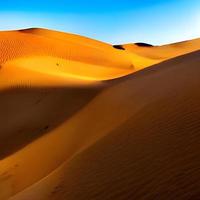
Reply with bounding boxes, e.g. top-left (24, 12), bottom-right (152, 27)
top-left (0, 28), bottom-right (200, 200)
top-left (123, 38), bottom-right (200, 60)
top-left (0, 28), bottom-right (133, 89)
